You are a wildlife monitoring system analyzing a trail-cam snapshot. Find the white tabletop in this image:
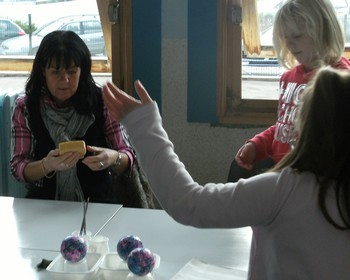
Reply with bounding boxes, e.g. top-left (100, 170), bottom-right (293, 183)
top-left (0, 196), bottom-right (122, 251)
top-left (0, 247), bottom-right (57, 279)
top-left (98, 207), bottom-right (252, 279)
top-left (0, 197), bottom-right (252, 279)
